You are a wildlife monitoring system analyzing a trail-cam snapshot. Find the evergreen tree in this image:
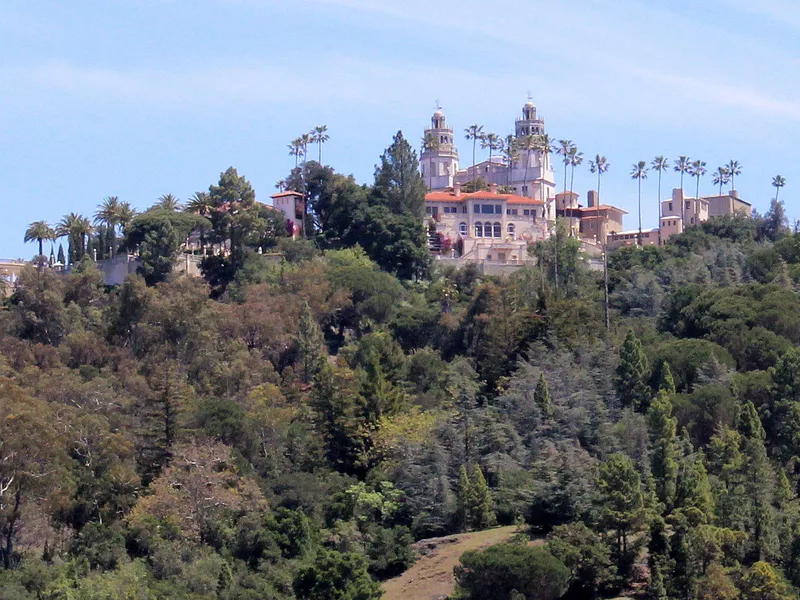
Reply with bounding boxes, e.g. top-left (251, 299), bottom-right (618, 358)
top-left (656, 360), bottom-right (676, 394)
top-left (534, 372), bottom-right (554, 419)
top-left (674, 444), bottom-right (715, 523)
top-left (597, 453), bottom-right (650, 572)
top-left (769, 347), bottom-right (800, 461)
top-left (648, 391), bottom-right (679, 510)
top-left (296, 302), bottom-right (327, 384)
top-left (469, 464), bottom-right (495, 531)
top-left (706, 427), bottom-right (748, 530)
top-left (736, 401), bottom-right (779, 563)
top-left (373, 130), bottom-right (427, 219)
top-left (616, 330), bottom-right (652, 411)
top-left (646, 561), bottom-right (669, 600)
top-left (694, 563), bottom-right (739, 600)
top-left (740, 561), bottom-right (793, 600)
top-left (456, 464), bottom-right (474, 532)
top-left (57, 243), bottom-right (66, 265)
